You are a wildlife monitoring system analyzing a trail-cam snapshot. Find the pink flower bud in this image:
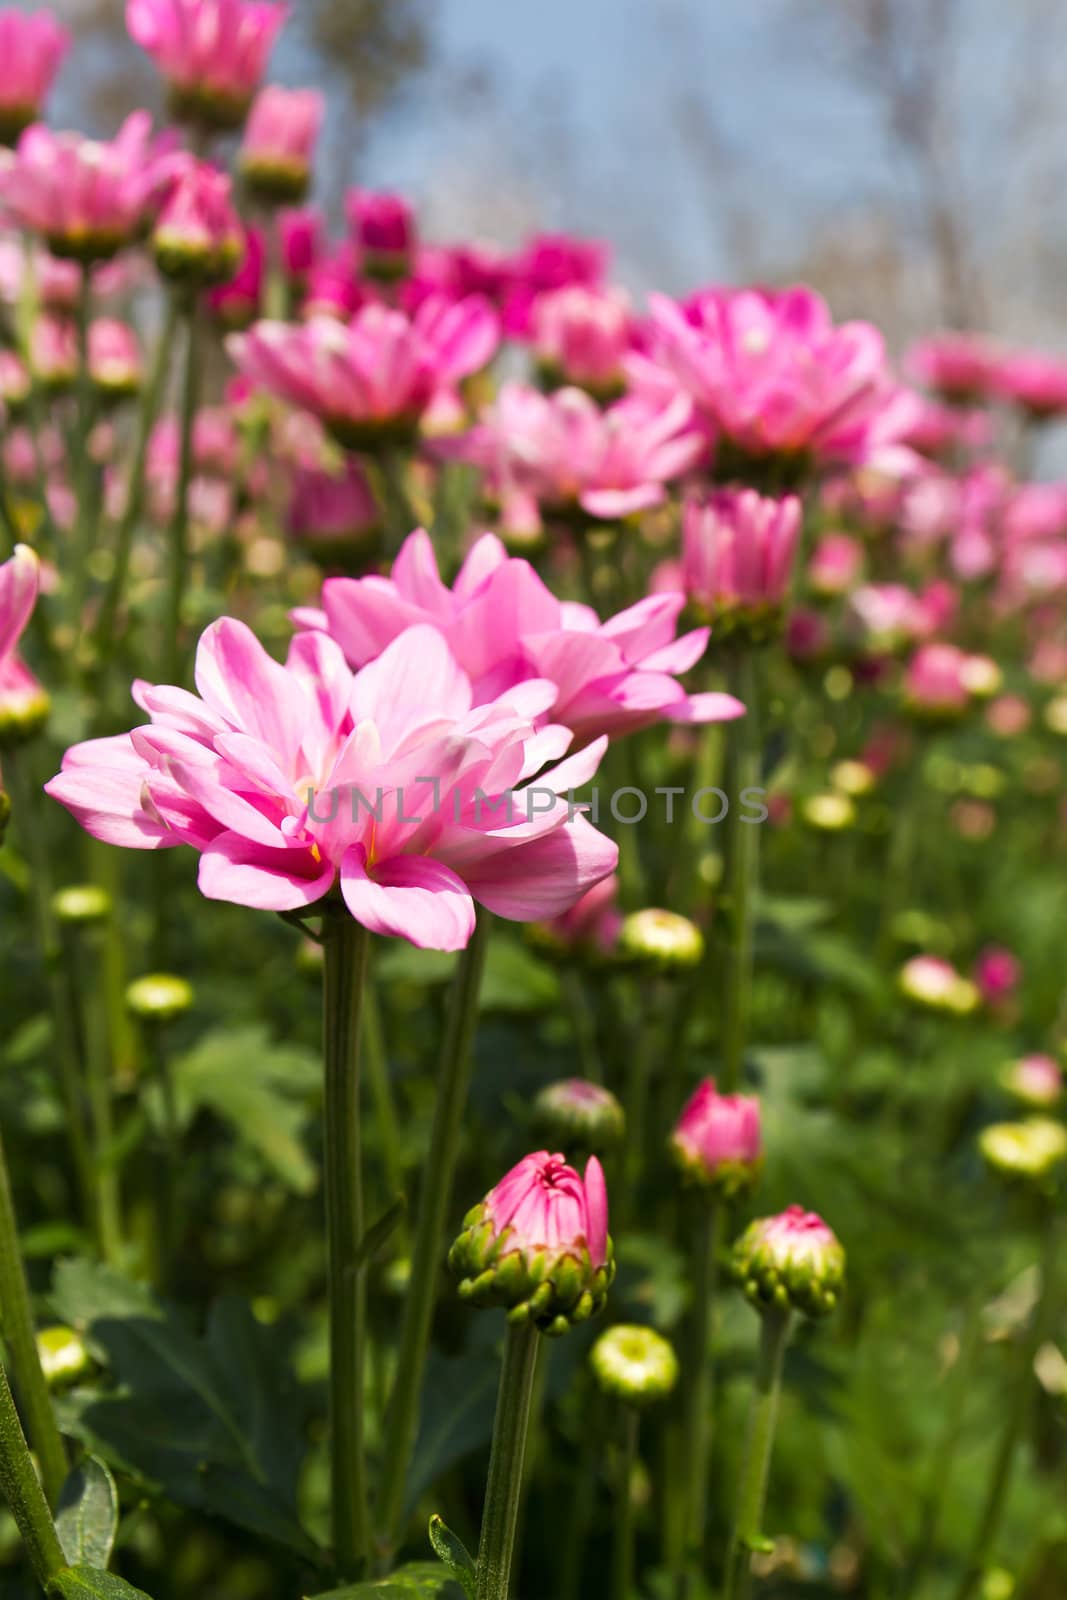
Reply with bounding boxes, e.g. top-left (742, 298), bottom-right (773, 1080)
top-left (0, 544), bottom-right (49, 742)
top-left (286, 460), bottom-right (381, 568)
top-left (153, 160), bottom-right (244, 286)
top-left (449, 1151), bottom-right (613, 1335)
top-left (682, 488), bottom-right (802, 637)
top-left (532, 284), bottom-right (633, 398)
top-left (89, 318), bottom-right (141, 401)
top-left (670, 1079), bottom-right (762, 1195)
top-left (239, 86), bottom-right (323, 204)
top-left (346, 188), bottom-right (416, 280)
top-left (807, 532), bottom-right (862, 598)
top-left (731, 1205), bottom-right (845, 1320)
top-left (205, 226), bottom-right (264, 328)
top-left (278, 206), bottom-right (322, 283)
top-left (903, 642), bottom-right (972, 721)
top-left (974, 946), bottom-right (1021, 1007)
top-left (1001, 1054), bottom-right (1063, 1111)
top-left (0, 9), bottom-right (70, 144)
